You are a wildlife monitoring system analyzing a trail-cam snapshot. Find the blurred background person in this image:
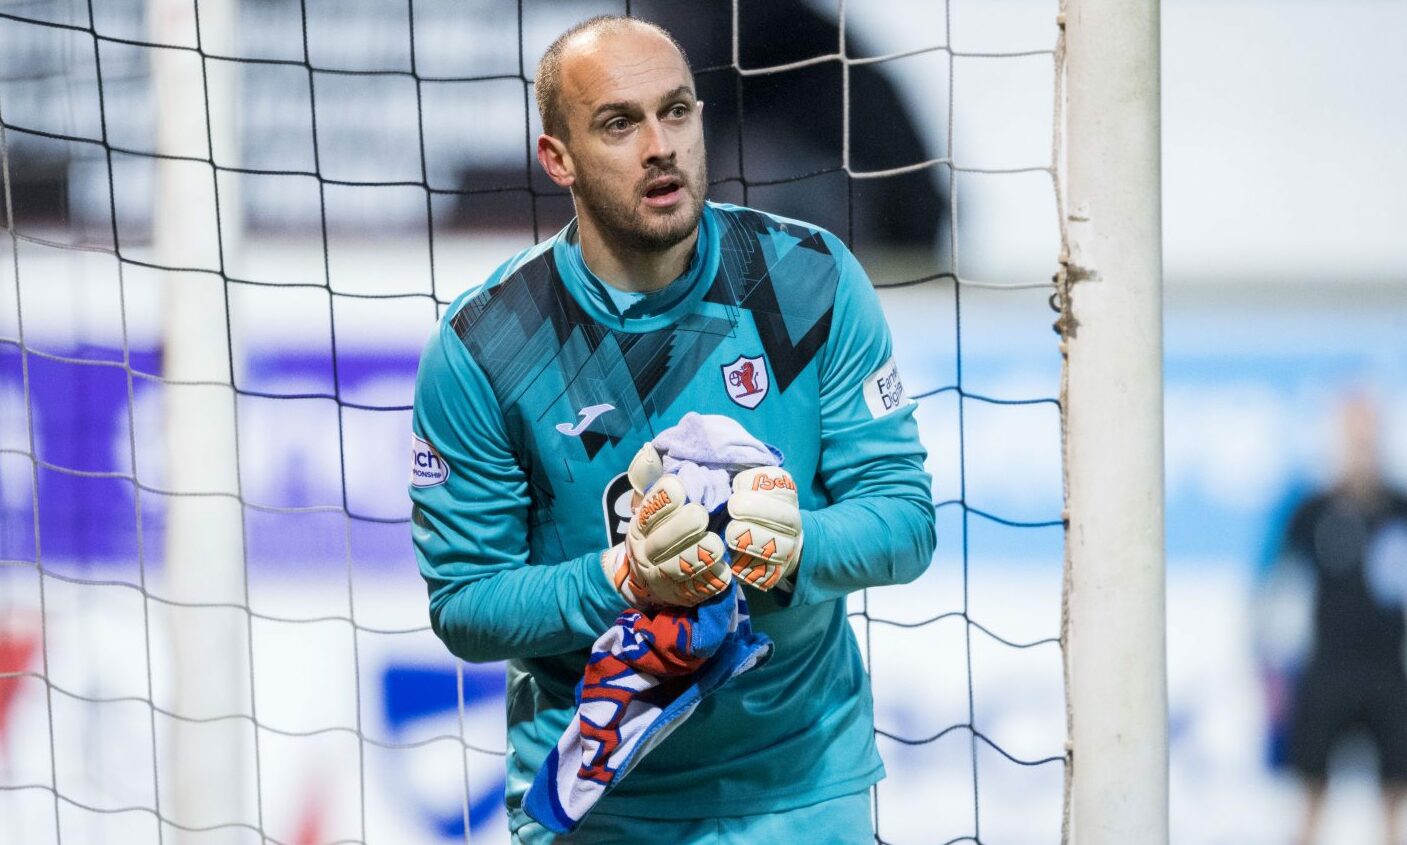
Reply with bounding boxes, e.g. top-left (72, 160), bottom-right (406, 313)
top-left (1257, 394), bottom-right (1407, 845)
